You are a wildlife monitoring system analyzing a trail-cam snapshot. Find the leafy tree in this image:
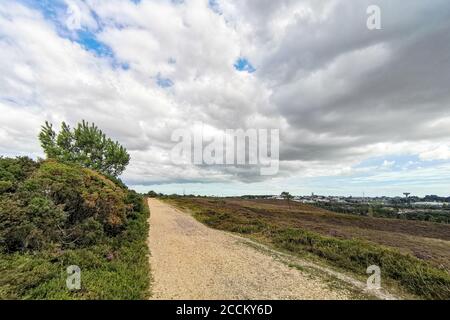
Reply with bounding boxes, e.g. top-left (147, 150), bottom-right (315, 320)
top-left (147, 190), bottom-right (158, 198)
top-left (281, 191), bottom-right (293, 209)
top-left (39, 121), bottom-right (130, 177)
